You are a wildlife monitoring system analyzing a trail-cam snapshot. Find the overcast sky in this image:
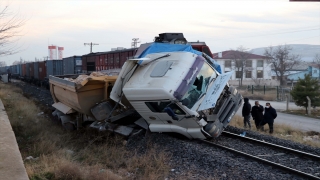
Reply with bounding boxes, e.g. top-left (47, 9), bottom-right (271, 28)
top-left (1, 0), bottom-right (320, 65)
